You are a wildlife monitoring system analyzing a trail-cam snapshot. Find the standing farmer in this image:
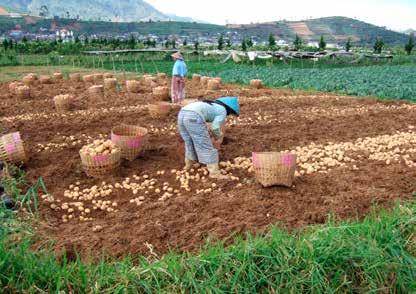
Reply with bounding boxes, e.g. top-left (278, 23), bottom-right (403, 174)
top-left (178, 97), bottom-right (240, 179)
top-left (171, 52), bottom-right (187, 104)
